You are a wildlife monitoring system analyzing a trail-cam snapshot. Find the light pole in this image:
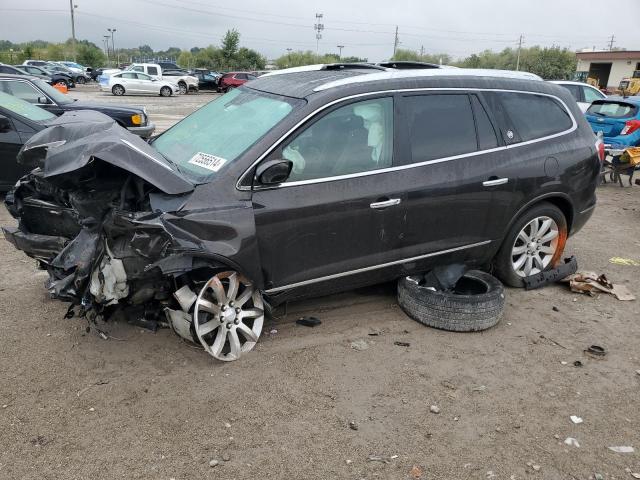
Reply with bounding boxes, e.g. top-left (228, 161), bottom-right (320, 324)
top-left (108, 28), bottom-right (117, 67)
top-left (337, 45), bottom-right (344, 60)
top-left (314, 13), bottom-right (324, 58)
top-left (103, 35), bottom-right (110, 63)
top-left (69, 1), bottom-right (78, 61)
